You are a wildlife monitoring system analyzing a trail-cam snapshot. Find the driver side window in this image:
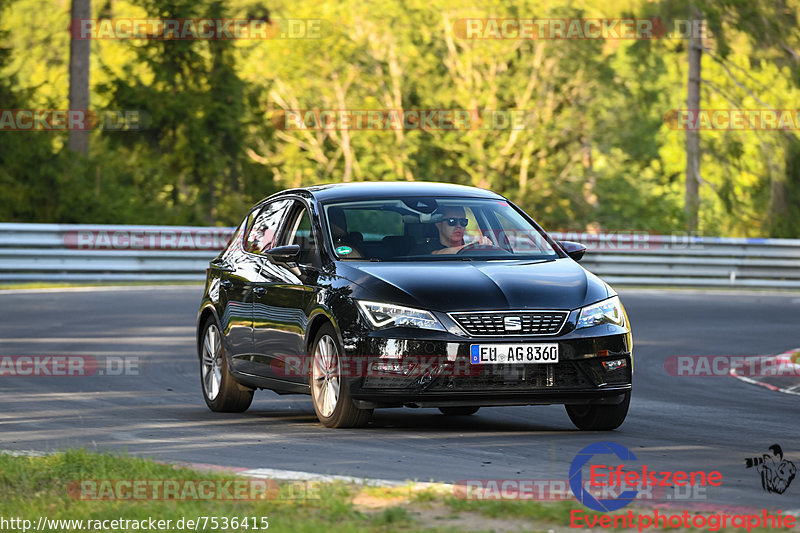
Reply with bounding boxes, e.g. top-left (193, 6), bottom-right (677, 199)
top-left (244, 200), bottom-right (292, 255)
top-left (286, 206), bottom-right (319, 266)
